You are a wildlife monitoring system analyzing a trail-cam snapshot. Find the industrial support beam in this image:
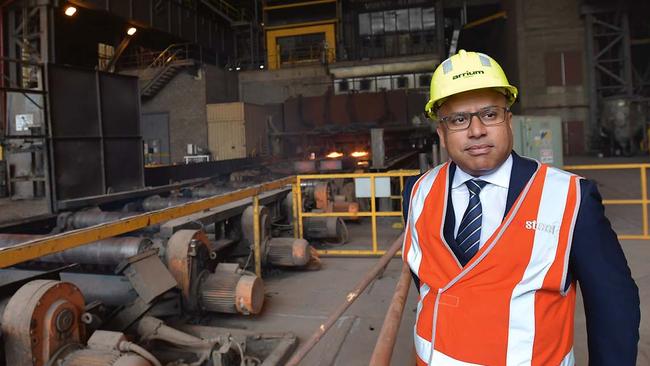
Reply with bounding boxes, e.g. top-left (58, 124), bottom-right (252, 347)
top-left (0, 177), bottom-right (296, 268)
top-left (582, 4), bottom-right (635, 150)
